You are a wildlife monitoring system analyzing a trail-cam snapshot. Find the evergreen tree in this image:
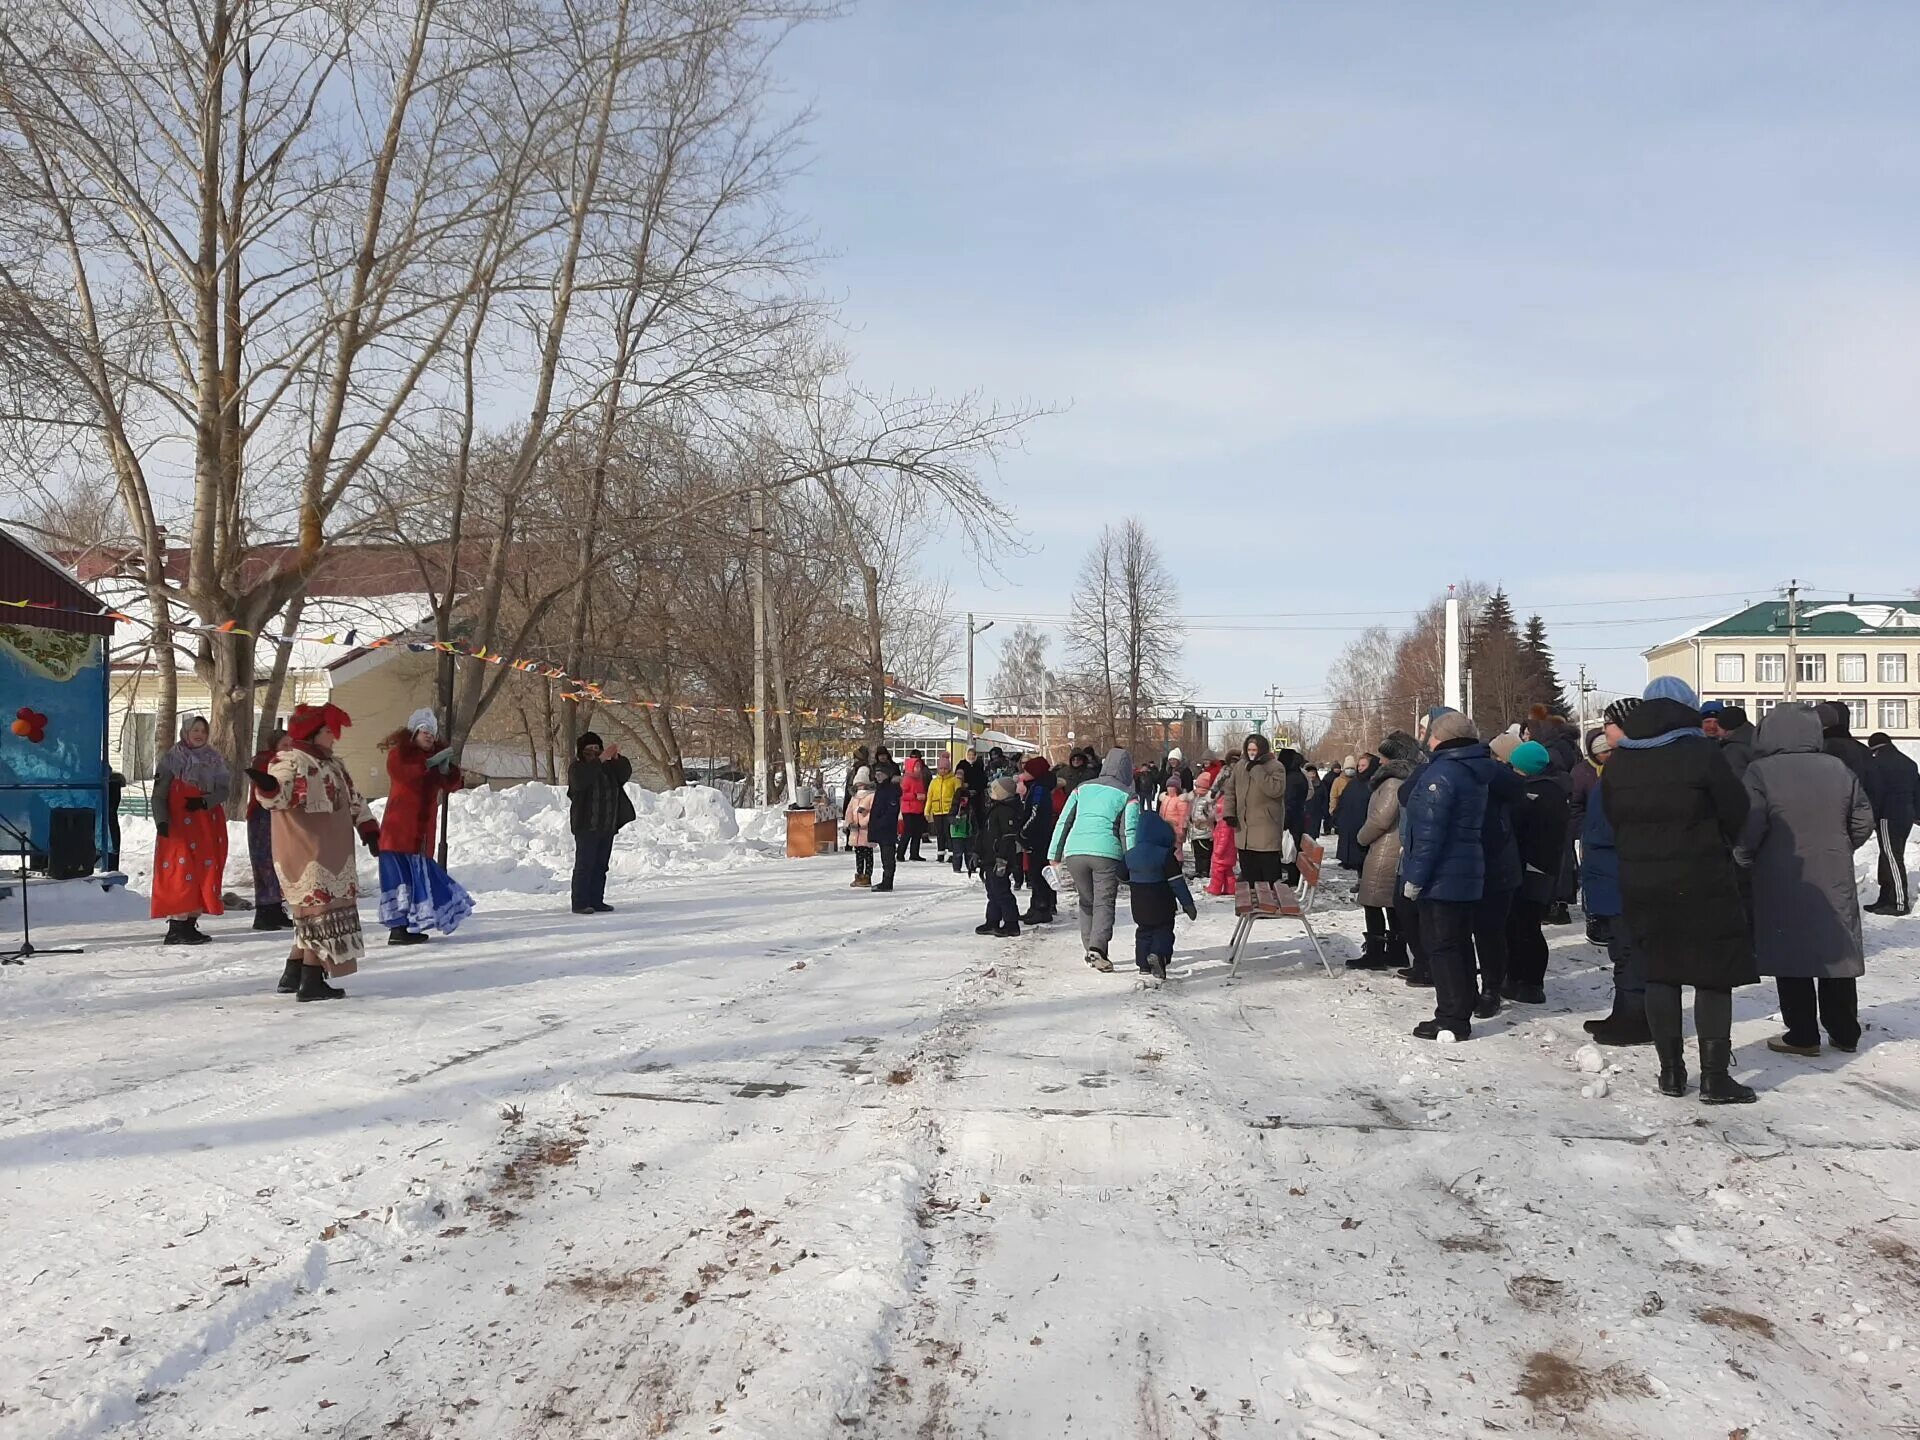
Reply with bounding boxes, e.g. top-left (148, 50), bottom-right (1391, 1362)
top-left (1467, 588), bottom-right (1530, 734)
top-left (1520, 614), bottom-right (1569, 715)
